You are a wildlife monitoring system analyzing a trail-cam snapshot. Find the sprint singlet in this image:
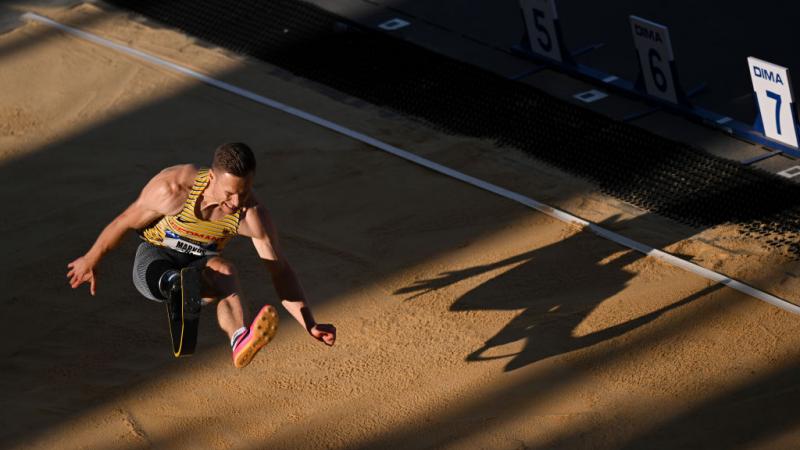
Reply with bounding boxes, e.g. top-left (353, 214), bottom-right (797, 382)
top-left (139, 168), bottom-right (240, 256)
